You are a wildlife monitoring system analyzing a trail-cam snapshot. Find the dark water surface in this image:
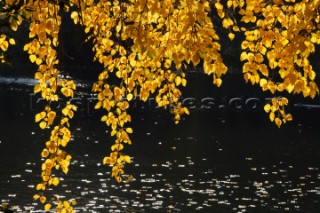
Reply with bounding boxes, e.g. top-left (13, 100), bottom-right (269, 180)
top-left (0, 78), bottom-right (320, 212)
